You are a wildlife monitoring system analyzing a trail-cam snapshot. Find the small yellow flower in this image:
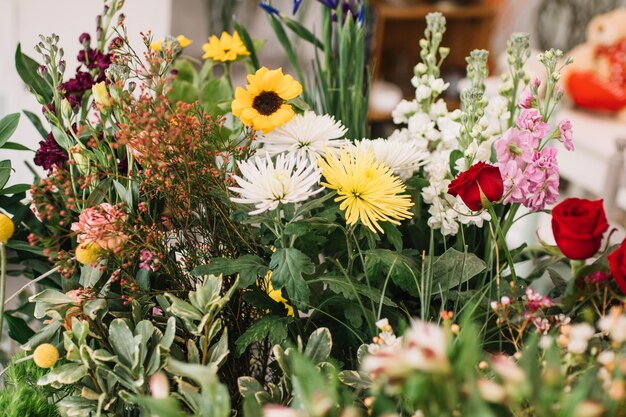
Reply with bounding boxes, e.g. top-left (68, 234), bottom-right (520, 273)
top-left (92, 81), bottom-right (113, 108)
top-left (202, 31), bottom-right (249, 62)
top-left (317, 146), bottom-right (414, 233)
top-left (0, 213), bottom-right (14, 244)
top-left (75, 242), bottom-right (102, 265)
top-left (232, 67), bottom-right (302, 133)
top-left (262, 271), bottom-right (294, 316)
top-left (33, 343), bottom-right (59, 368)
top-left (150, 35), bottom-right (192, 51)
